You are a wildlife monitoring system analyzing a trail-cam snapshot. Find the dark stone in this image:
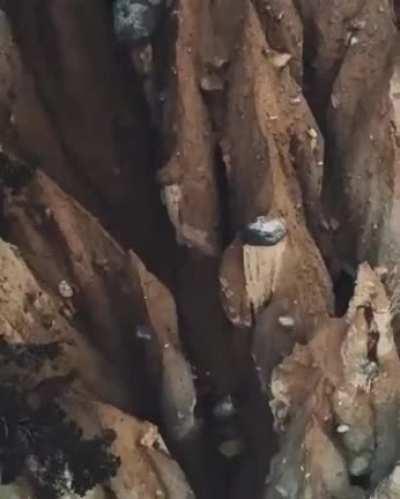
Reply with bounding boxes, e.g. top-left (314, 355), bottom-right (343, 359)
top-left (241, 216), bottom-right (287, 247)
top-left (112, 0), bottom-right (163, 43)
